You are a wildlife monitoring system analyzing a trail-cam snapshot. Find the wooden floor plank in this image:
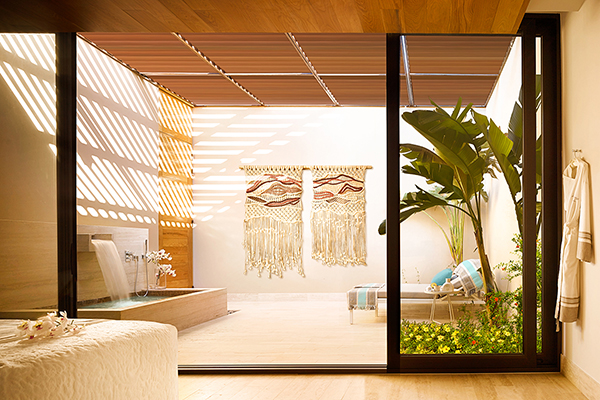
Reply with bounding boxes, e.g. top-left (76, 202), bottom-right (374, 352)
top-left (179, 373), bottom-right (586, 400)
